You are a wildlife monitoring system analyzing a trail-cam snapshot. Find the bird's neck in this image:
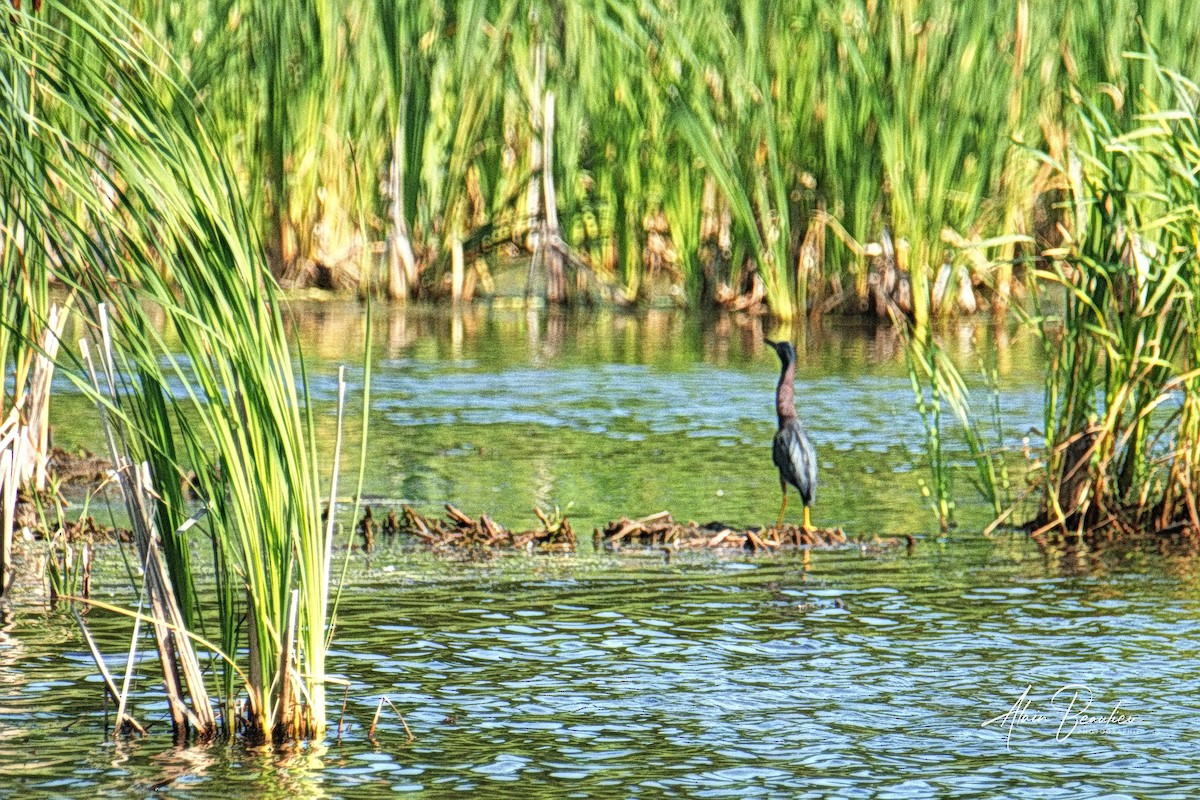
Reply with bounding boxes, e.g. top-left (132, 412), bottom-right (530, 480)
top-left (776, 361), bottom-right (797, 422)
